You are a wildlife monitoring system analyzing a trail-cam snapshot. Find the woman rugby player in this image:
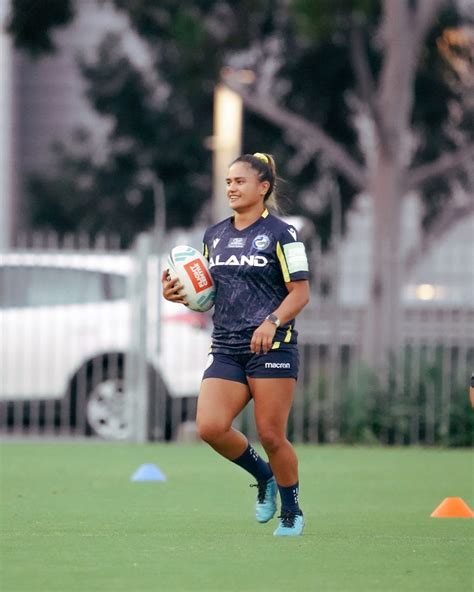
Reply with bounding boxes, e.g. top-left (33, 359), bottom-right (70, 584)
top-left (162, 153), bottom-right (310, 536)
